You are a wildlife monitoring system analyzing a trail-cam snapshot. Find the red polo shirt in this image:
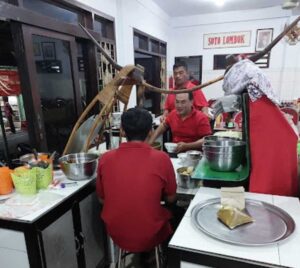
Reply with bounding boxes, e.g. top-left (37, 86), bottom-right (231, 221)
top-left (165, 109), bottom-right (212, 143)
top-left (96, 142), bottom-right (177, 252)
top-left (164, 81), bottom-right (208, 113)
